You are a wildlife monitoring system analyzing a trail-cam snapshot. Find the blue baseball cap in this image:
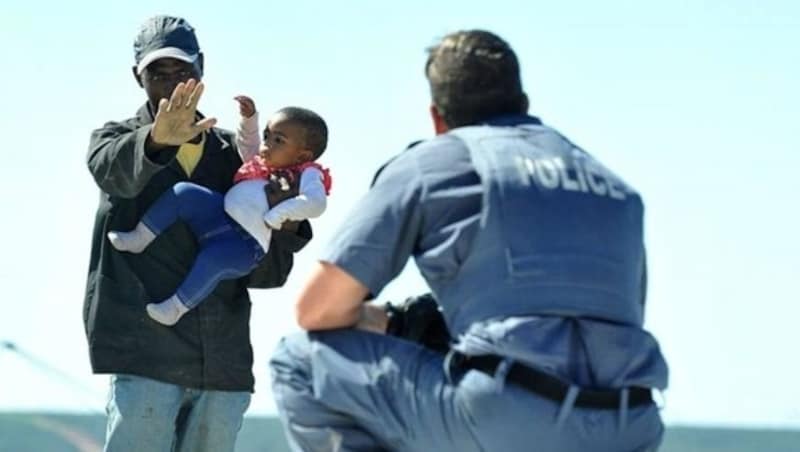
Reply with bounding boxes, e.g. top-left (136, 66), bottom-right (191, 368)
top-left (134, 15), bottom-right (201, 75)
